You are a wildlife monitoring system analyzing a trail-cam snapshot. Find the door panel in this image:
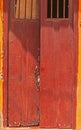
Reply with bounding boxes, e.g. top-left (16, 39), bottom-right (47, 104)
top-left (40, 0), bottom-right (74, 128)
top-left (8, 0), bottom-right (76, 128)
top-left (8, 0), bottom-right (40, 126)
